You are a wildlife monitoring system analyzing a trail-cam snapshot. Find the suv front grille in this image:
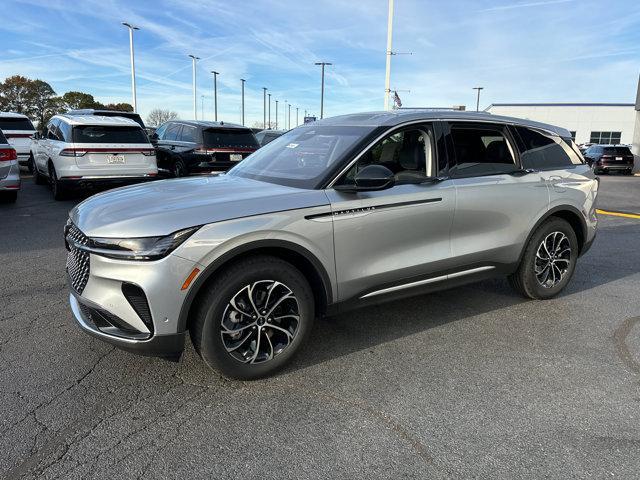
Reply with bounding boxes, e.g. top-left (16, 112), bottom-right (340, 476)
top-left (66, 223), bottom-right (90, 294)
